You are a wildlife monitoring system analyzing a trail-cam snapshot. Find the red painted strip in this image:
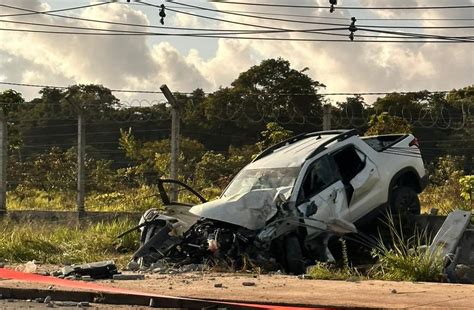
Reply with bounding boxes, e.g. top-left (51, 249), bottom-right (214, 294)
top-left (0, 268), bottom-right (325, 310)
